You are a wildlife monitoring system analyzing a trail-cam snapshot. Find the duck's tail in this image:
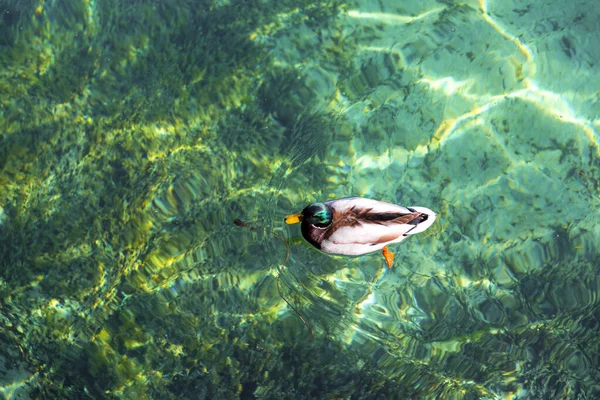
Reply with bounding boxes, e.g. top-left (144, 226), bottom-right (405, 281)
top-left (406, 207), bottom-right (437, 235)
